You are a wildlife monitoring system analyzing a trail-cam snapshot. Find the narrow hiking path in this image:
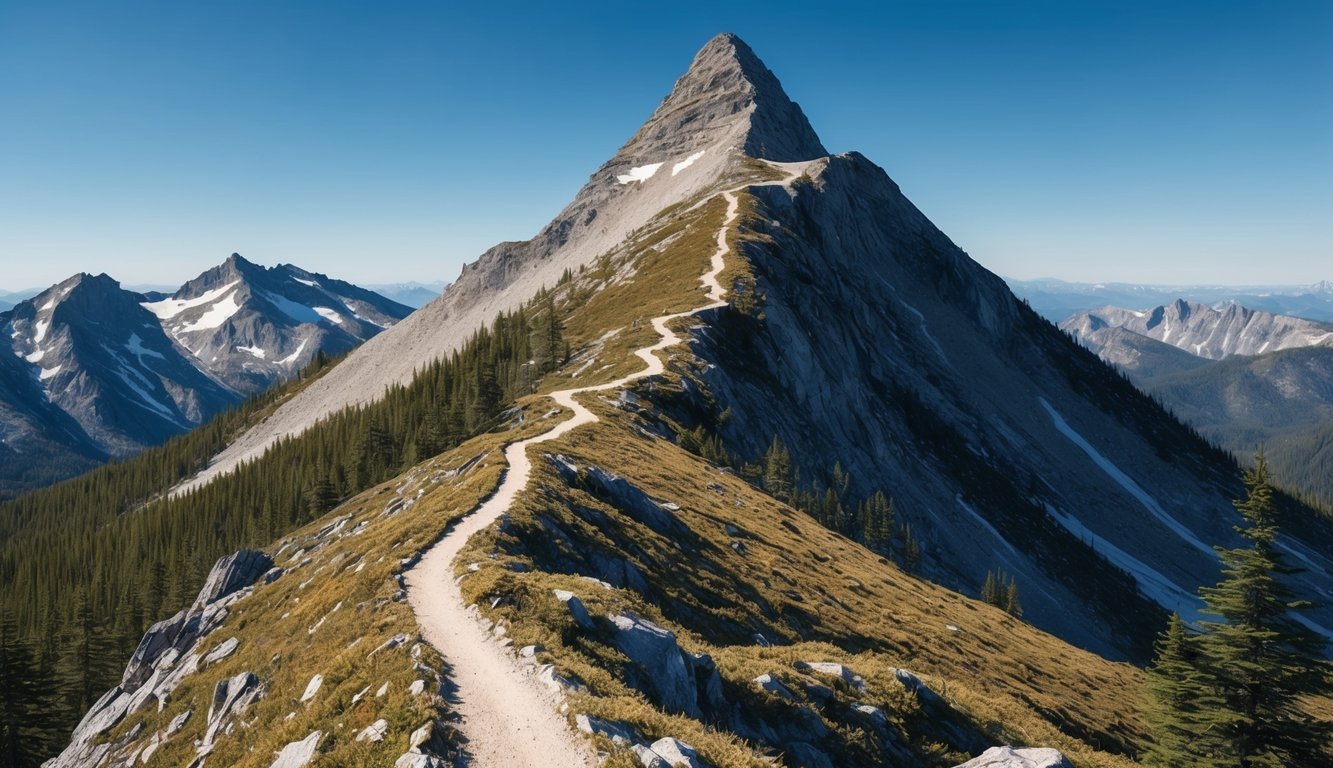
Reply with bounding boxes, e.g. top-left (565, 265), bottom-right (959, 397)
top-left (405, 162), bottom-right (809, 767)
